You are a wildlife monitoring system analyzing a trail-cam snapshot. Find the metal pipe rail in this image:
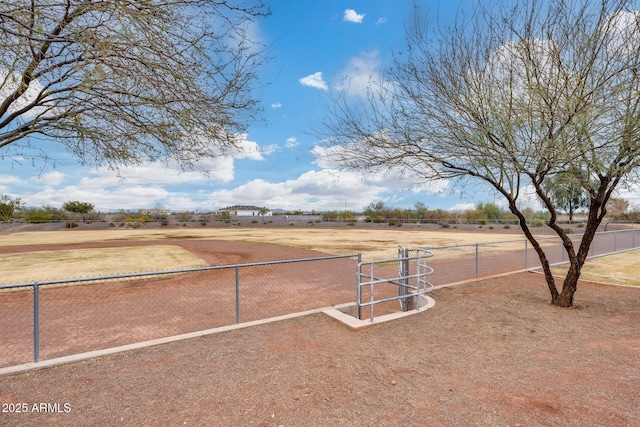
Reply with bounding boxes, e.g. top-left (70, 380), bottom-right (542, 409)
top-left (356, 248), bottom-right (434, 321)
